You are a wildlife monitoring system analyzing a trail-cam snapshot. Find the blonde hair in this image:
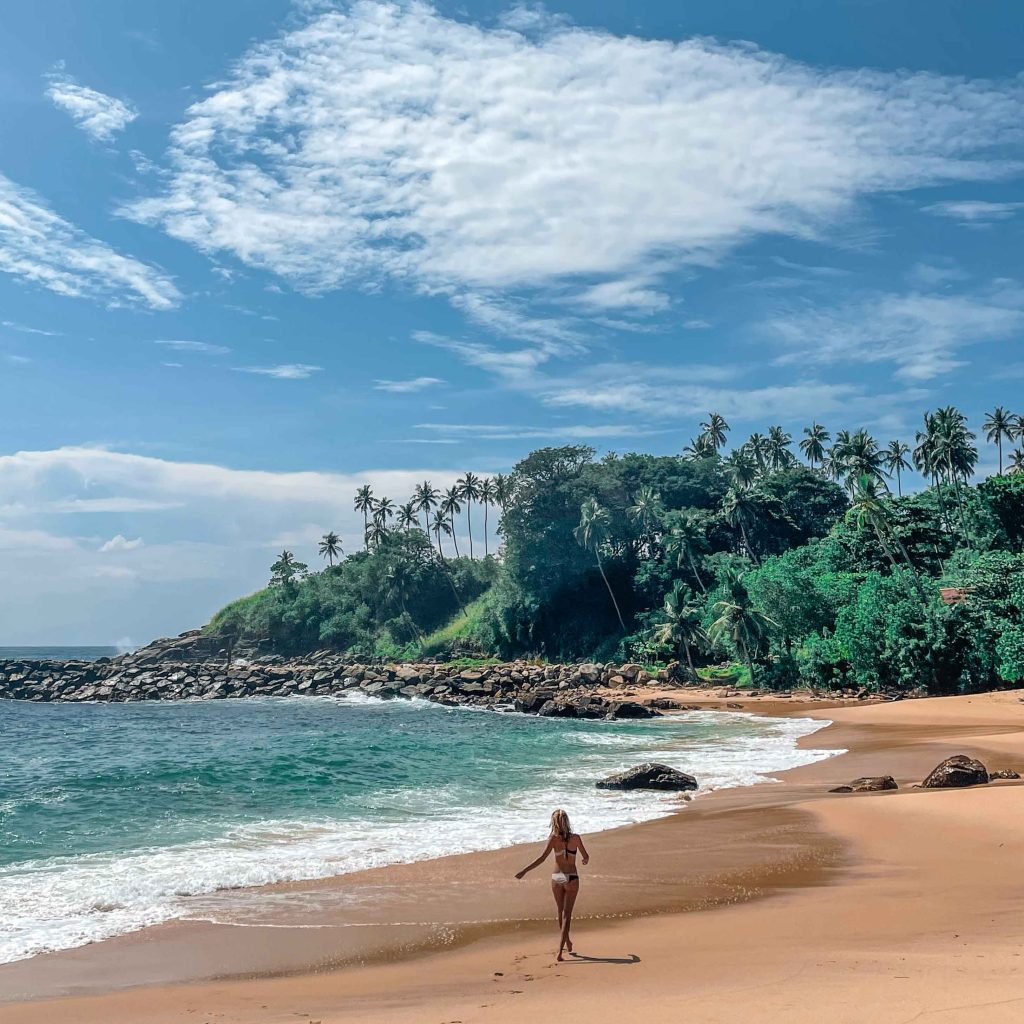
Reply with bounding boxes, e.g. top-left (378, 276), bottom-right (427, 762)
top-left (550, 809), bottom-right (573, 842)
